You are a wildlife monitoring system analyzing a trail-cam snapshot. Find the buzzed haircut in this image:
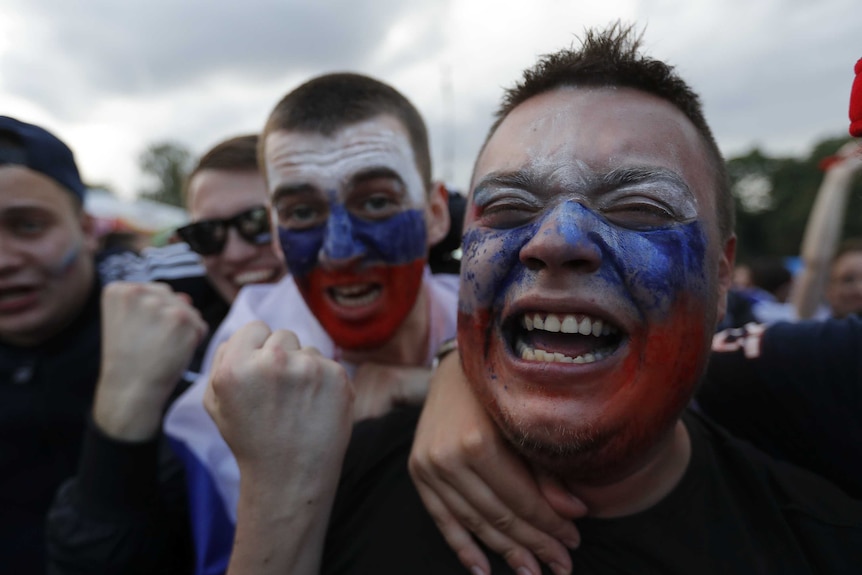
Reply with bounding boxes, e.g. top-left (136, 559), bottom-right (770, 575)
top-left (262, 73), bottom-right (432, 190)
top-left (192, 134), bottom-right (259, 176)
top-left (483, 22), bottom-right (734, 241)
top-left (184, 134), bottom-right (260, 206)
